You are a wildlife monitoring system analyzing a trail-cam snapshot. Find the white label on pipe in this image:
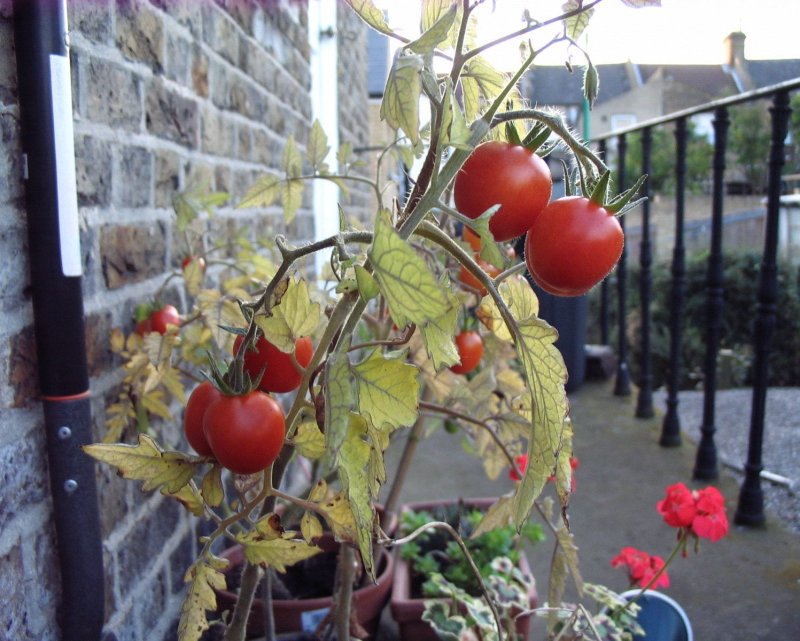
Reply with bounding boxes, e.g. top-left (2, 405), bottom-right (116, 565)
top-left (49, 54), bottom-right (82, 277)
